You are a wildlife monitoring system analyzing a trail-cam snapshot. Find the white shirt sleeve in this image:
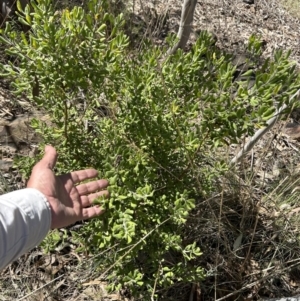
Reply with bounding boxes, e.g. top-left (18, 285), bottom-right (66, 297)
top-left (0, 188), bottom-right (51, 270)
